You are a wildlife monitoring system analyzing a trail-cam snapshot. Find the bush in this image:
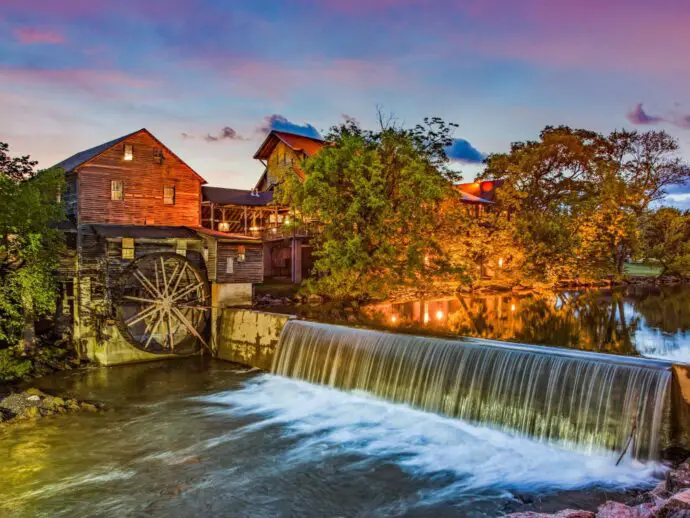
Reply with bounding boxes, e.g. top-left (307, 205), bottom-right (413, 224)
top-left (0, 348), bottom-right (32, 383)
